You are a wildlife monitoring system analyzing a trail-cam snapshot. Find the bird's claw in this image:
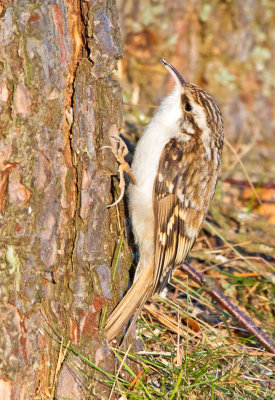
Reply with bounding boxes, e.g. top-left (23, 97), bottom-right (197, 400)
top-left (106, 125), bottom-right (136, 208)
